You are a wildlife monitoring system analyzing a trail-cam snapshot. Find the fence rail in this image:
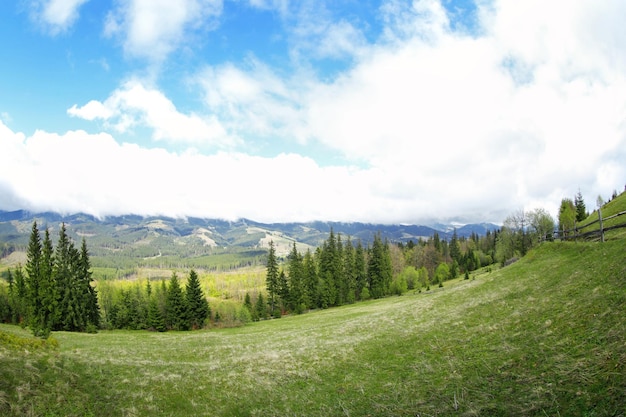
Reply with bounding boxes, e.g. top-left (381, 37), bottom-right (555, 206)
top-left (554, 210), bottom-right (626, 242)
